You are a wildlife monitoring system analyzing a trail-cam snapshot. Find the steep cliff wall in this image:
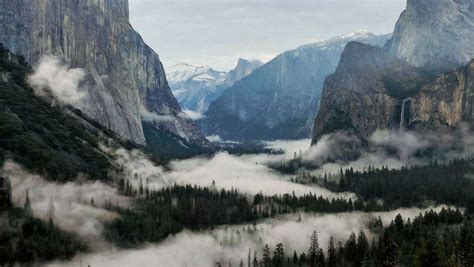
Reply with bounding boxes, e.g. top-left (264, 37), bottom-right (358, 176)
top-left (387, 0), bottom-right (474, 70)
top-left (409, 60), bottom-right (474, 130)
top-left (311, 42), bottom-right (427, 143)
top-left (311, 42), bottom-right (474, 144)
top-left (0, 0), bottom-right (206, 146)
